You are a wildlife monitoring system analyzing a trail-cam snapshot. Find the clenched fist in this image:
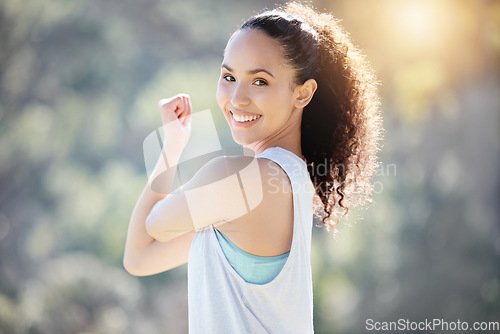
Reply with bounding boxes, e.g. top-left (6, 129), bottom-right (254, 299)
top-left (157, 94), bottom-right (192, 157)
